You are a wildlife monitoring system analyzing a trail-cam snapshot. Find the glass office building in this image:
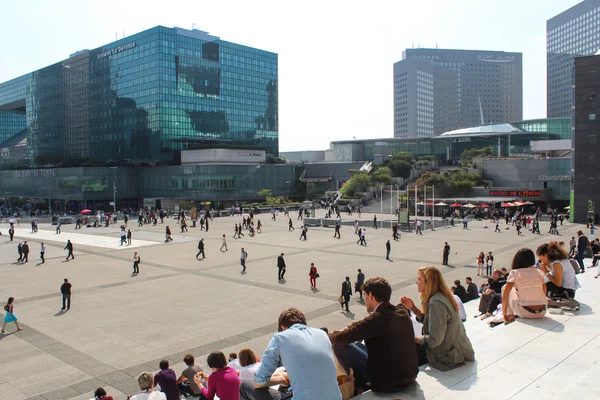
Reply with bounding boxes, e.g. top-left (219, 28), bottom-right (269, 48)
top-left (0, 26), bottom-right (278, 166)
top-left (547, 0), bottom-right (600, 118)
